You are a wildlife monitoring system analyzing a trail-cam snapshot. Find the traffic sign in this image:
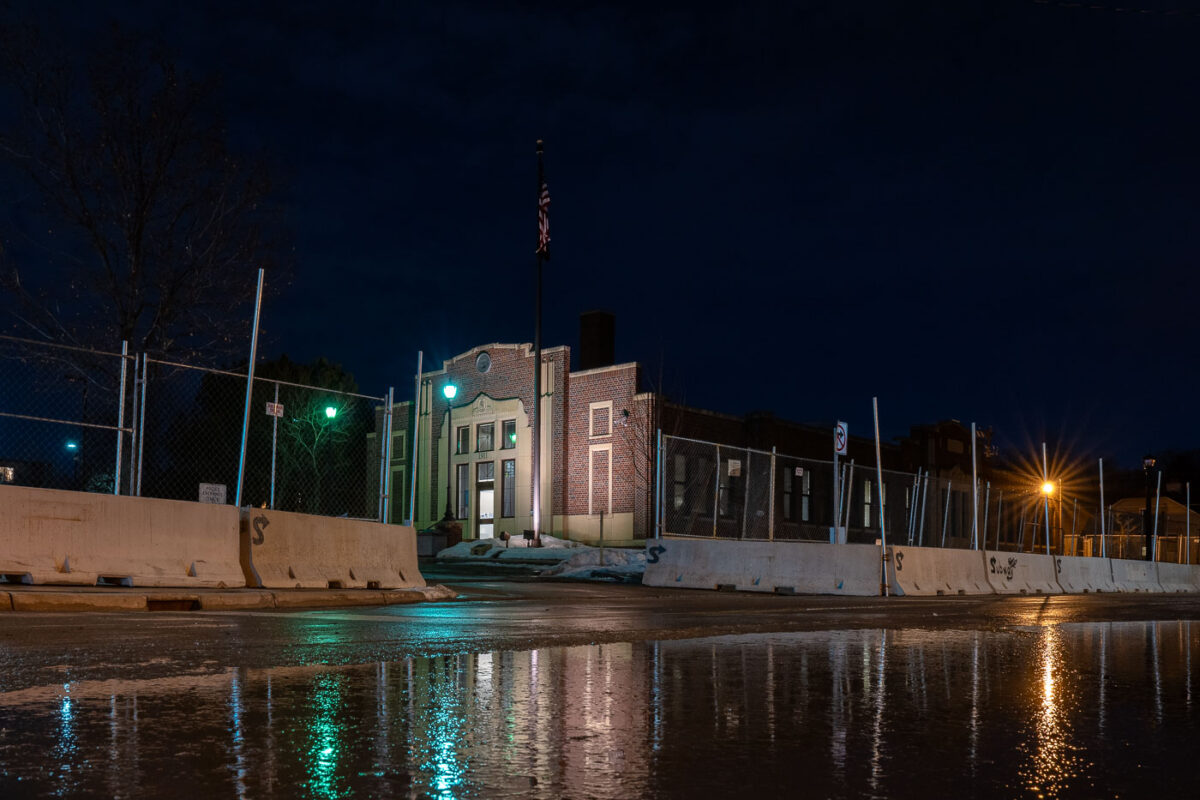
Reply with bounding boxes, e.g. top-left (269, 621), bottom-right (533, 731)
top-left (834, 421), bottom-right (848, 455)
top-left (265, 401), bottom-right (284, 418)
